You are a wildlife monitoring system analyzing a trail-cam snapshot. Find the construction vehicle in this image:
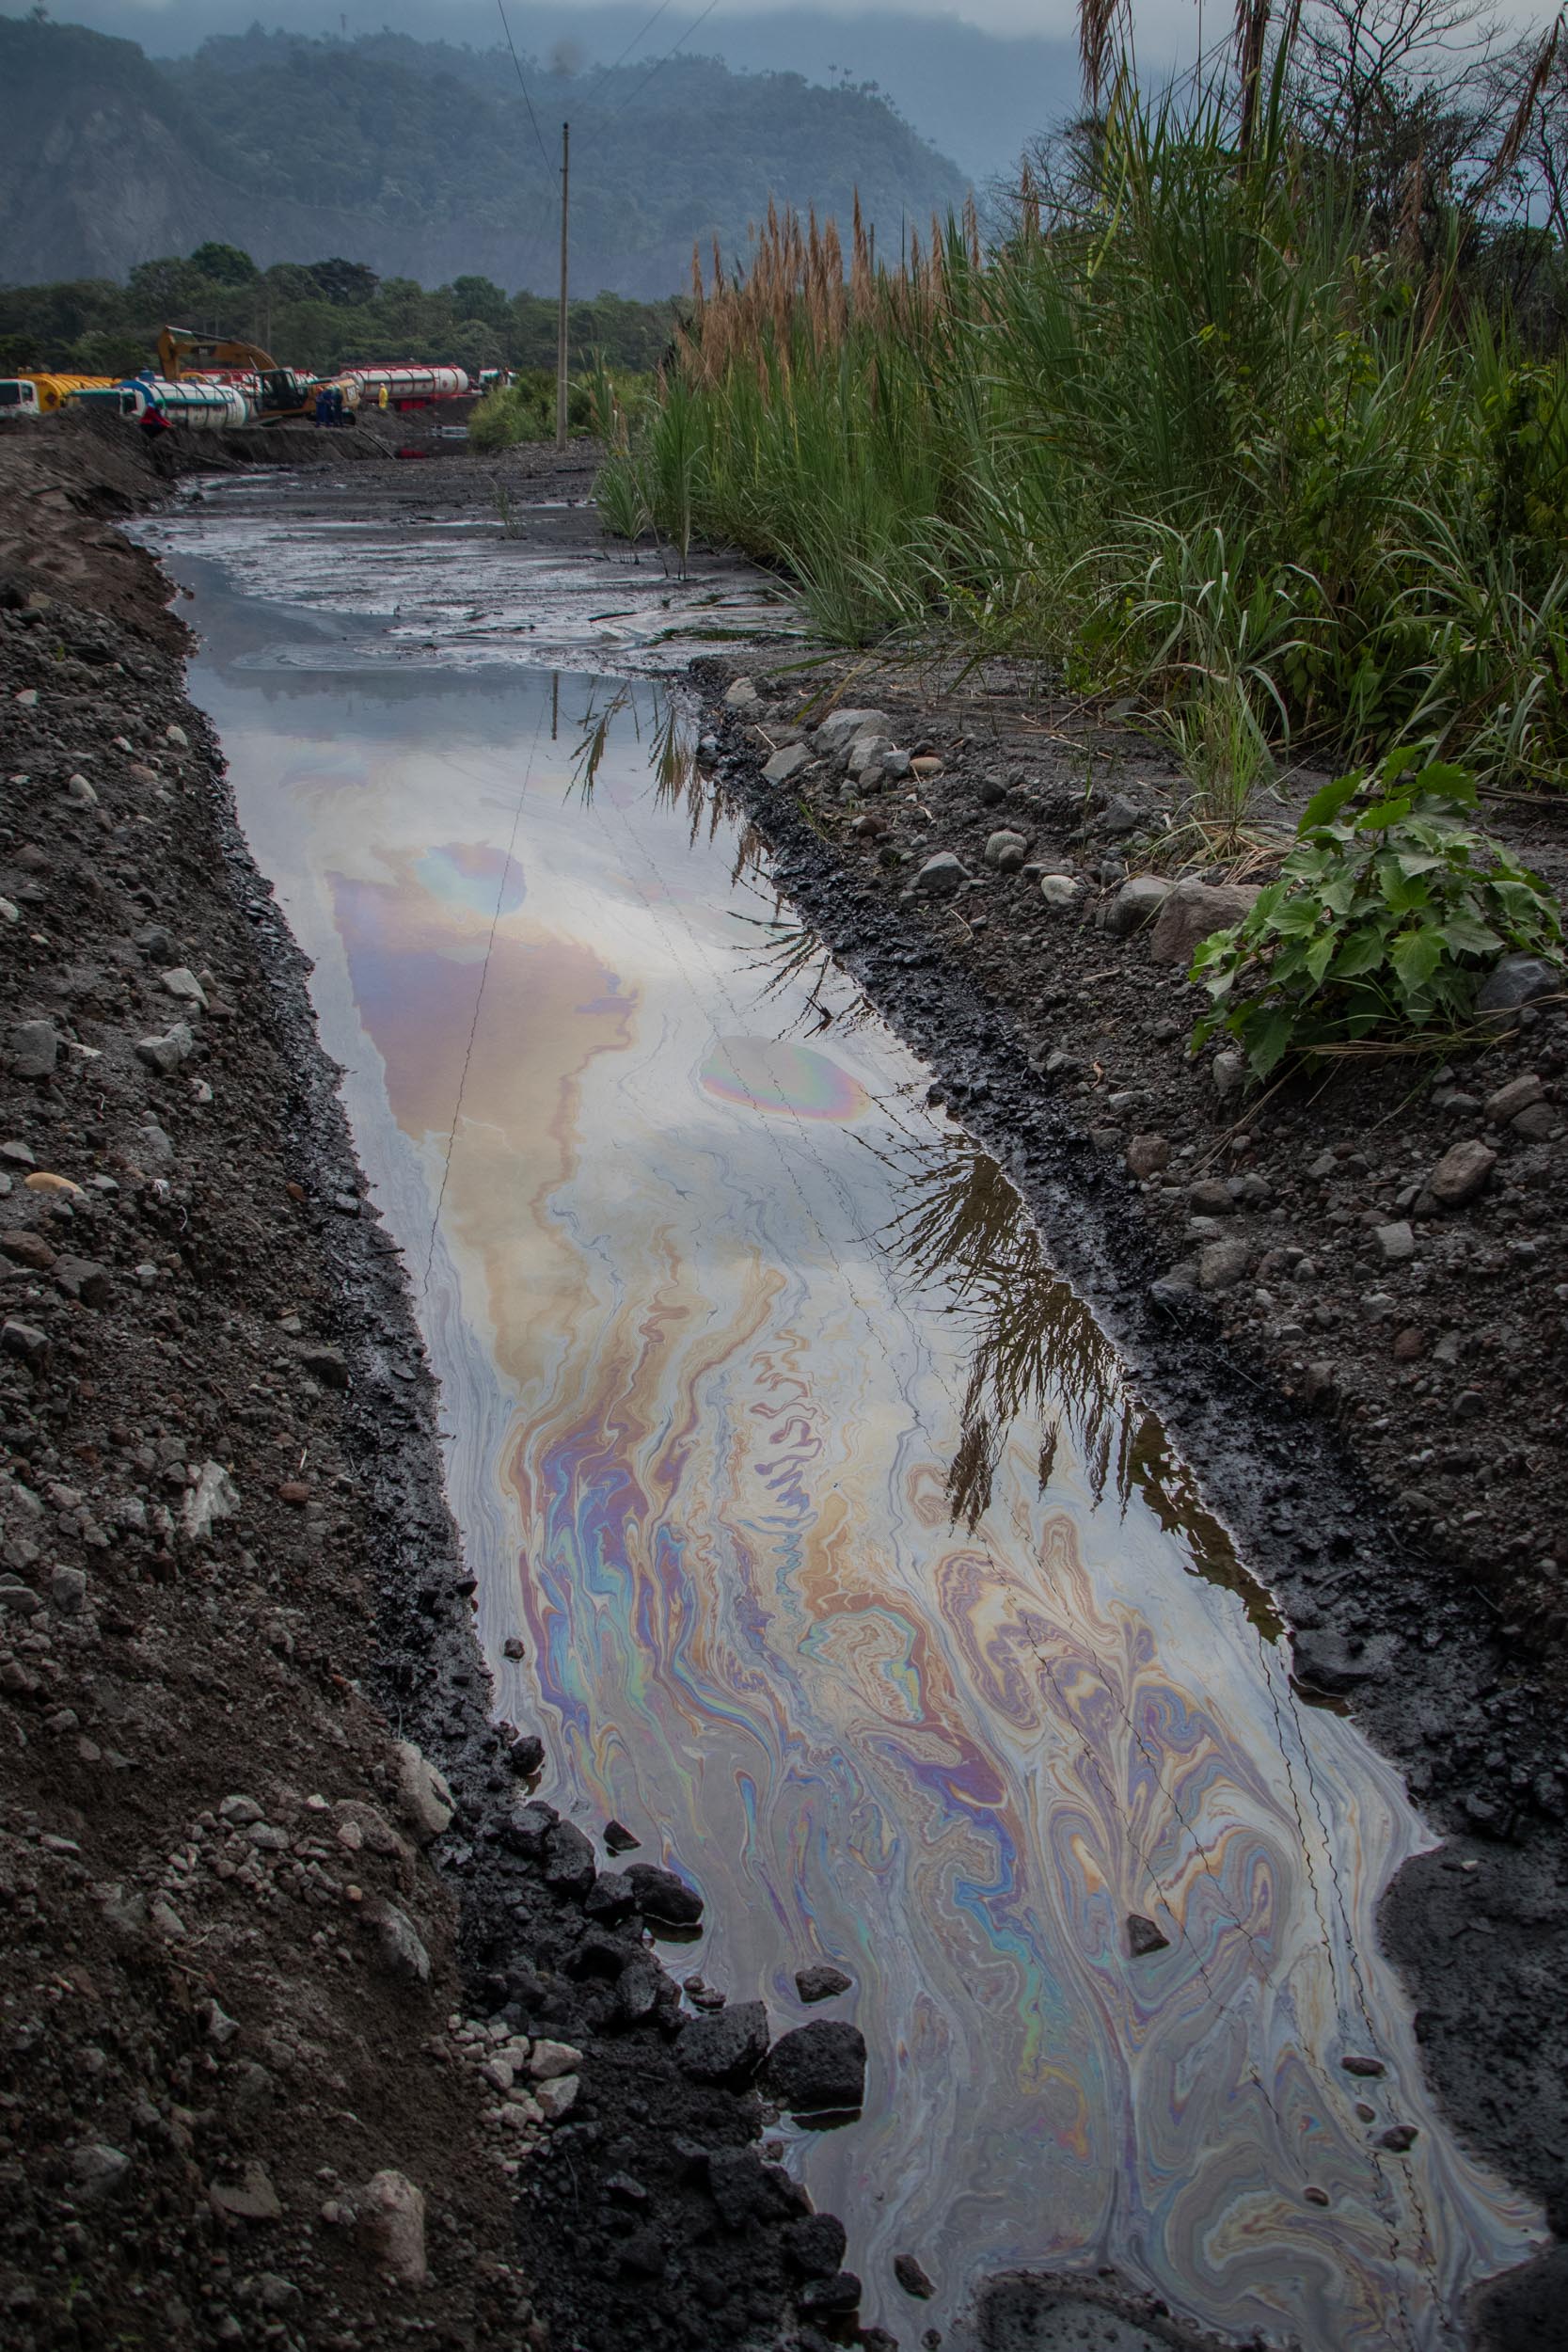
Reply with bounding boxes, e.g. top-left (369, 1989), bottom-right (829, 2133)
top-left (156, 327), bottom-right (316, 422)
top-left (0, 373), bottom-right (117, 418)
